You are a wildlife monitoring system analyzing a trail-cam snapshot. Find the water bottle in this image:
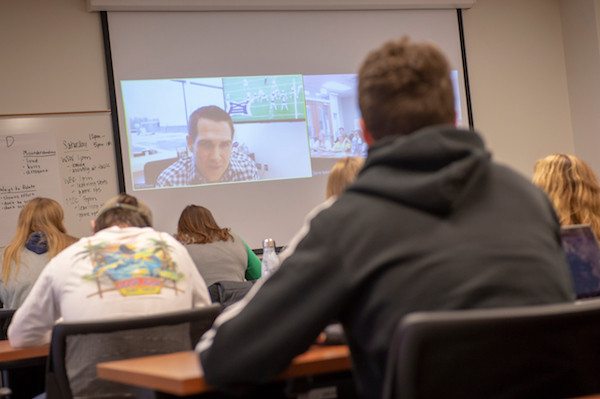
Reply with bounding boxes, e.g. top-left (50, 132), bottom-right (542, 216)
top-left (261, 238), bottom-right (280, 278)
